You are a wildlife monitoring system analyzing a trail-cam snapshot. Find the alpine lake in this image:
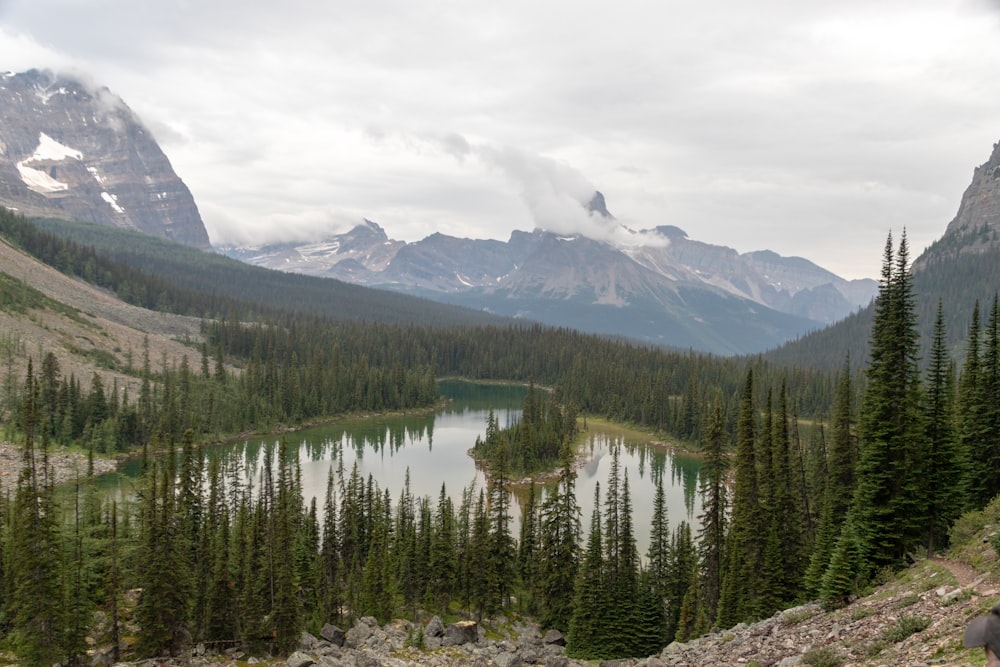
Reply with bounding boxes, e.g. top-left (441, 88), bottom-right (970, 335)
top-left (93, 379), bottom-right (703, 554)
